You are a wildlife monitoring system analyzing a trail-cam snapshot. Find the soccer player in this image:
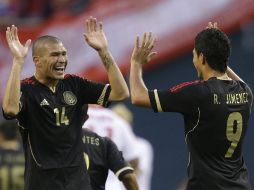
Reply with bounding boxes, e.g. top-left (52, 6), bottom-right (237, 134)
top-left (129, 22), bottom-right (253, 190)
top-left (82, 128), bottom-right (139, 190)
top-left (111, 103), bottom-right (154, 190)
top-left (83, 105), bottom-right (139, 190)
top-left (0, 120), bottom-right (25, 190)
top-left (2, 16), bottom-right (129, 190)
